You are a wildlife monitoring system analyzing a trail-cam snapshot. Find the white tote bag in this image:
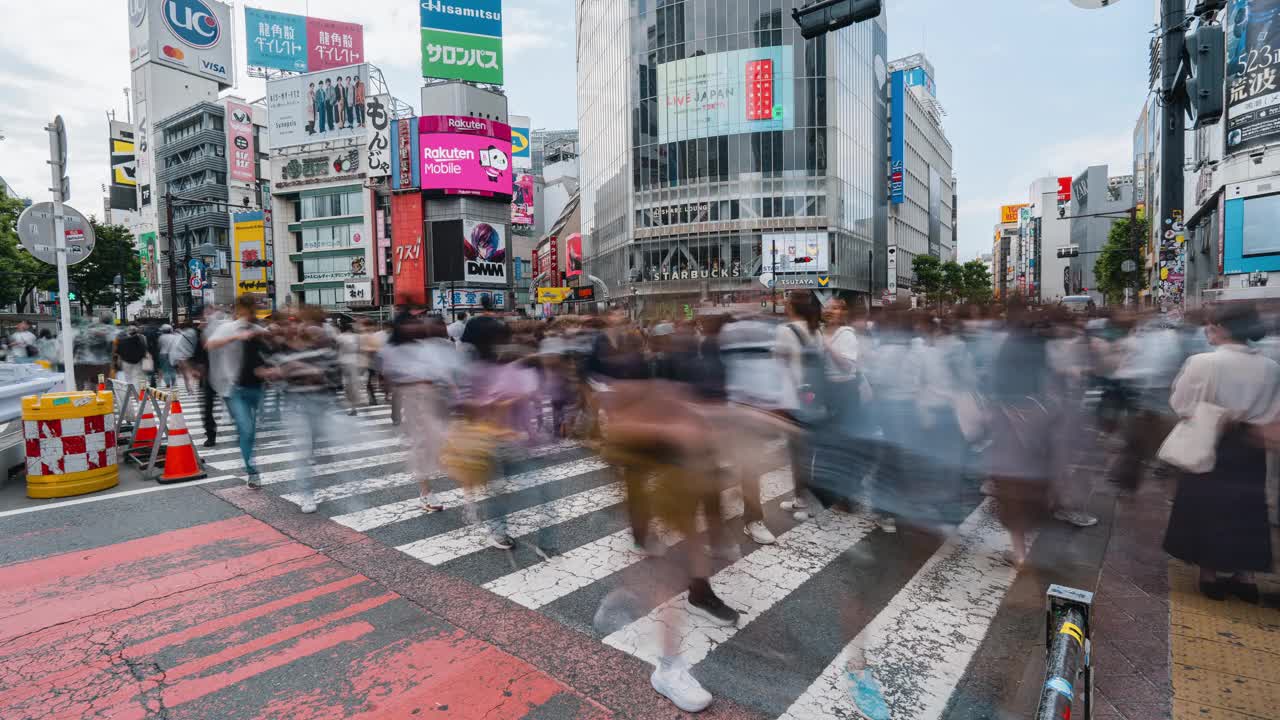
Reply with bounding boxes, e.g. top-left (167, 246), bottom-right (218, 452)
top-left (1157, 366), bottom-right (1228, 474)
